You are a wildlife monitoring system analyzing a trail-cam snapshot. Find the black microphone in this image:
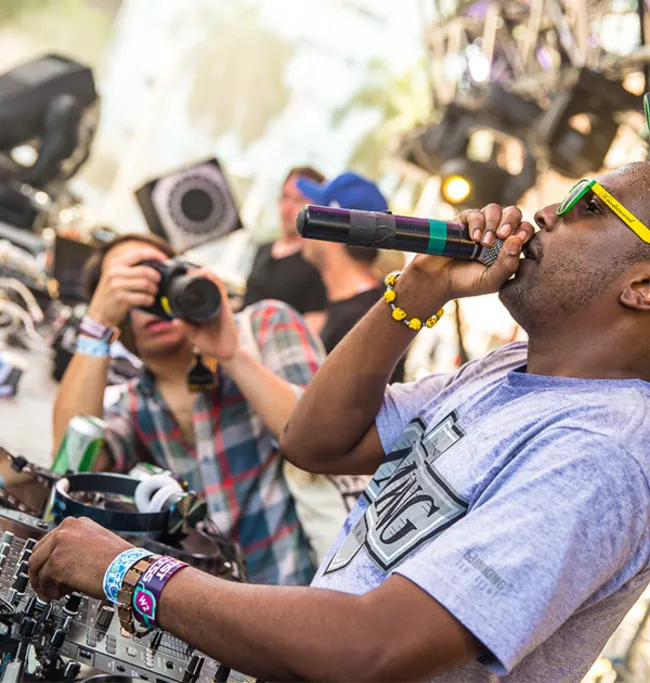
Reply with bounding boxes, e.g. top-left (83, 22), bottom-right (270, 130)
top-left (297, 205), bottom-right (504, 266)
